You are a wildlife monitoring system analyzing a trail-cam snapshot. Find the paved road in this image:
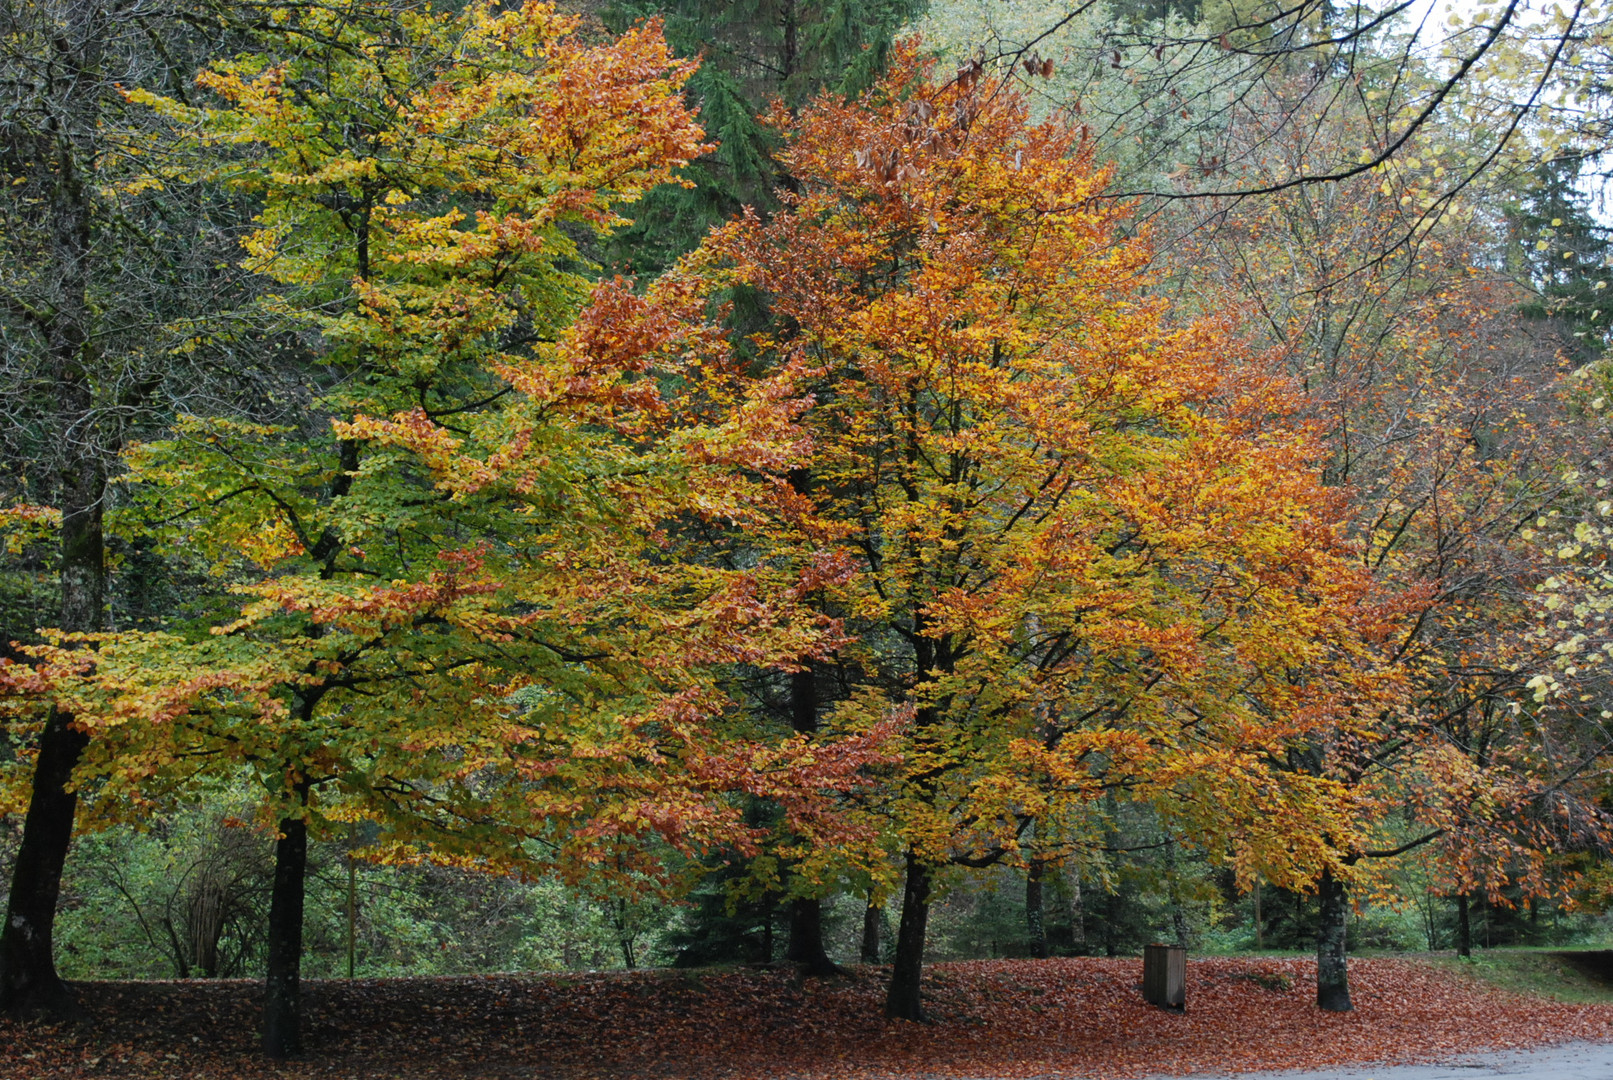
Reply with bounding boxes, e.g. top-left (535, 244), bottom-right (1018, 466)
top-left (1162, 1040), bottom-right (1613, 1079)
